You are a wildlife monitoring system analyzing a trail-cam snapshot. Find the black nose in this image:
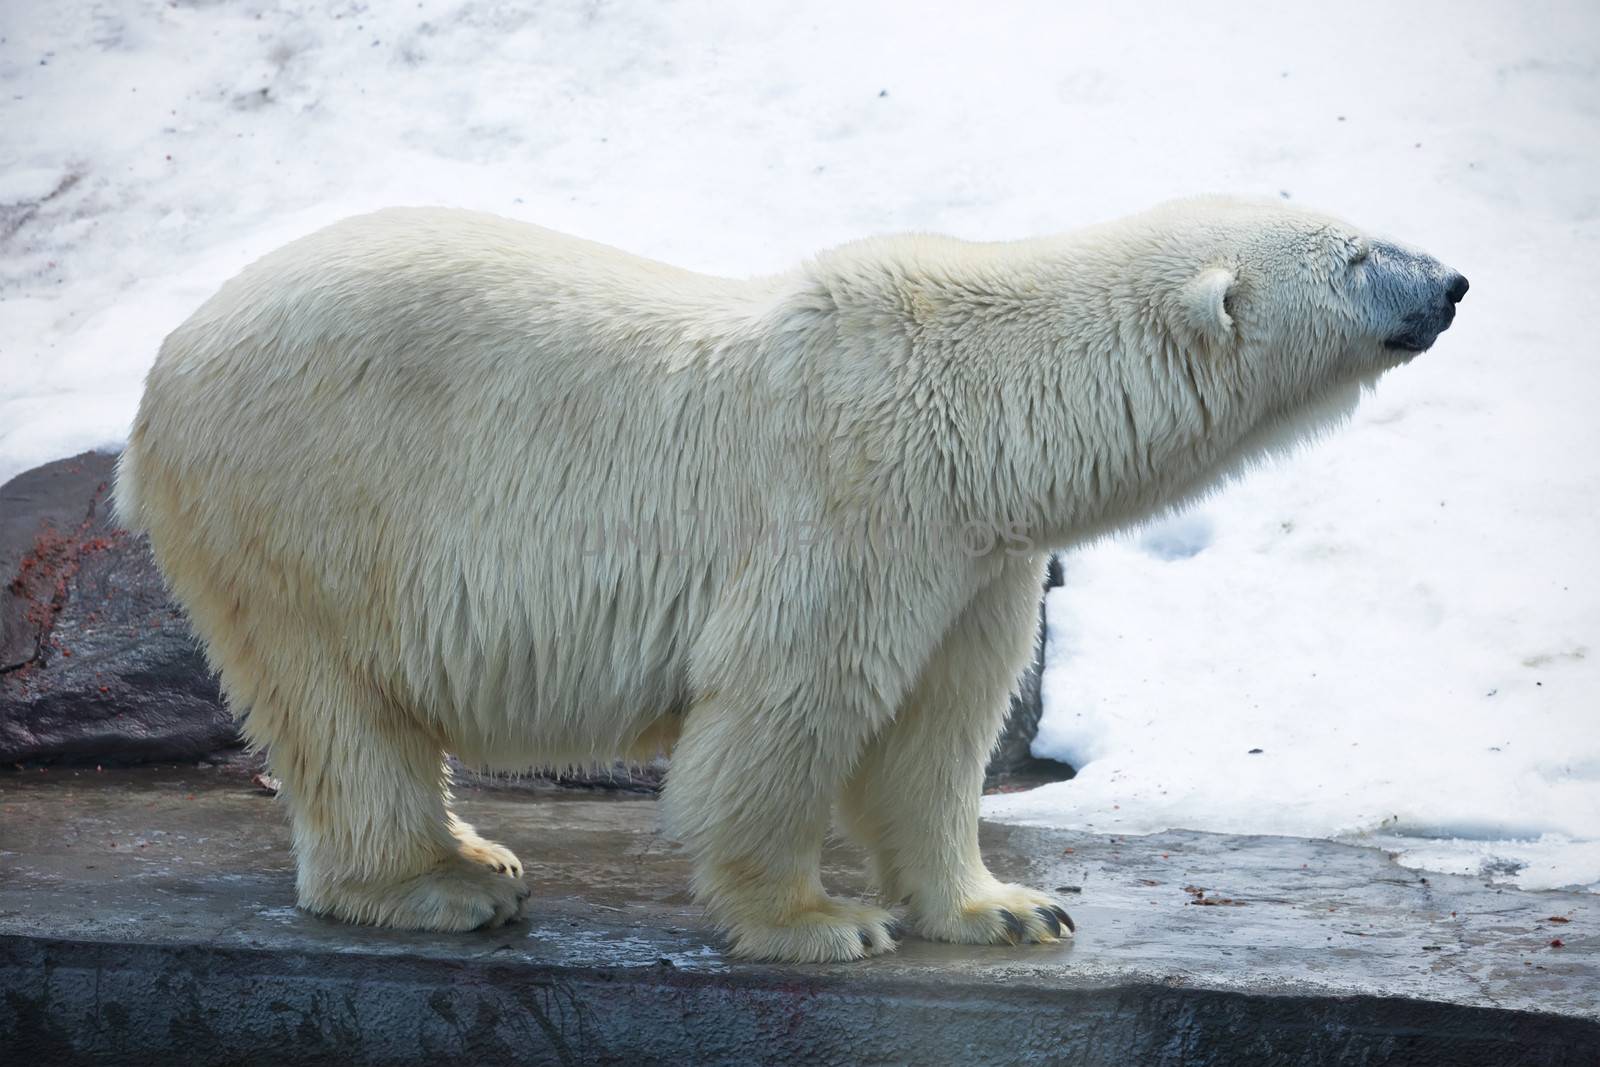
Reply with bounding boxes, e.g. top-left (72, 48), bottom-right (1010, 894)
top-left (1445, 273), bottom-right (1469, 304)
